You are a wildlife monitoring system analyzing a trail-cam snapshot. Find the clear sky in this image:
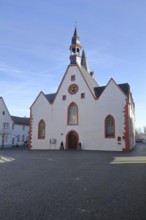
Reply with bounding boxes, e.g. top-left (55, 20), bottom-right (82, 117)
top-left (0, 0), bottom-right (146, 130)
